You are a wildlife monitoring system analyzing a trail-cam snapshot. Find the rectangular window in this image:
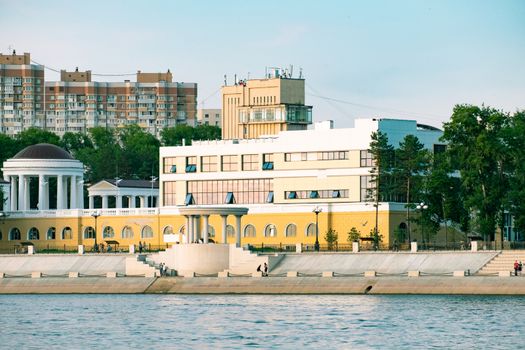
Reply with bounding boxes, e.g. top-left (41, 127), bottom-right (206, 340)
top-left (186, 156), bottom-right (197, 172)
top-left (309, 191), bottom-right (319, 198)
top-left (266, 191), bottom-right (274, 203)
top-left (187, 179), bottom-right (273, 205)
top-left (225, 192), bottom-right (236, 204)
top-left (221, 155), bottom-right (238, 172)
top-left (242, 154), bottom-right (258, 171)
top-left (201, 156), bottom-right (217, 172)
top-left (185, 193), bottom-right (195, 205)
top-left (262, 153), bottom-right (274, 170)
top-left (360, 175), bottom-right (374, 201)
top-left (163, 157), bottom-right (177, 174)
top-left (360, 150), bottom-right (374, 167)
